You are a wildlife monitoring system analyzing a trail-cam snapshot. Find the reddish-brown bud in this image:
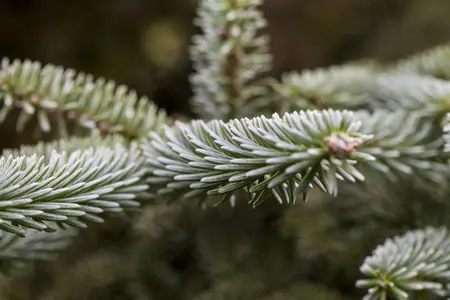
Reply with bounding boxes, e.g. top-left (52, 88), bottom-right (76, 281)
top-left (326, 135), bottom-right (364, 159)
